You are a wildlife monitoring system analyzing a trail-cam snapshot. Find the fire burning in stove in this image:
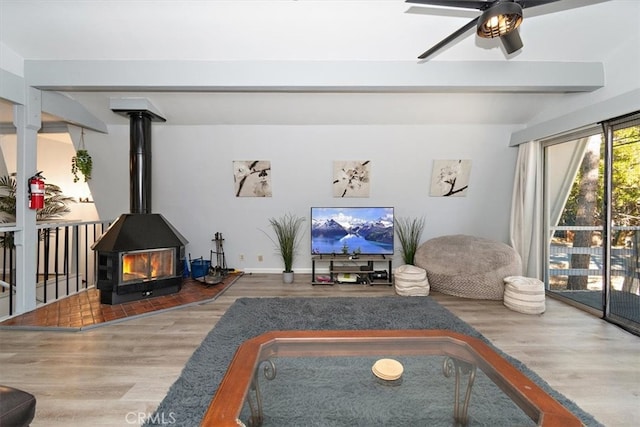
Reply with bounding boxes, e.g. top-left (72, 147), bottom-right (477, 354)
top-left (121, 248), bottom-right (175, 283)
